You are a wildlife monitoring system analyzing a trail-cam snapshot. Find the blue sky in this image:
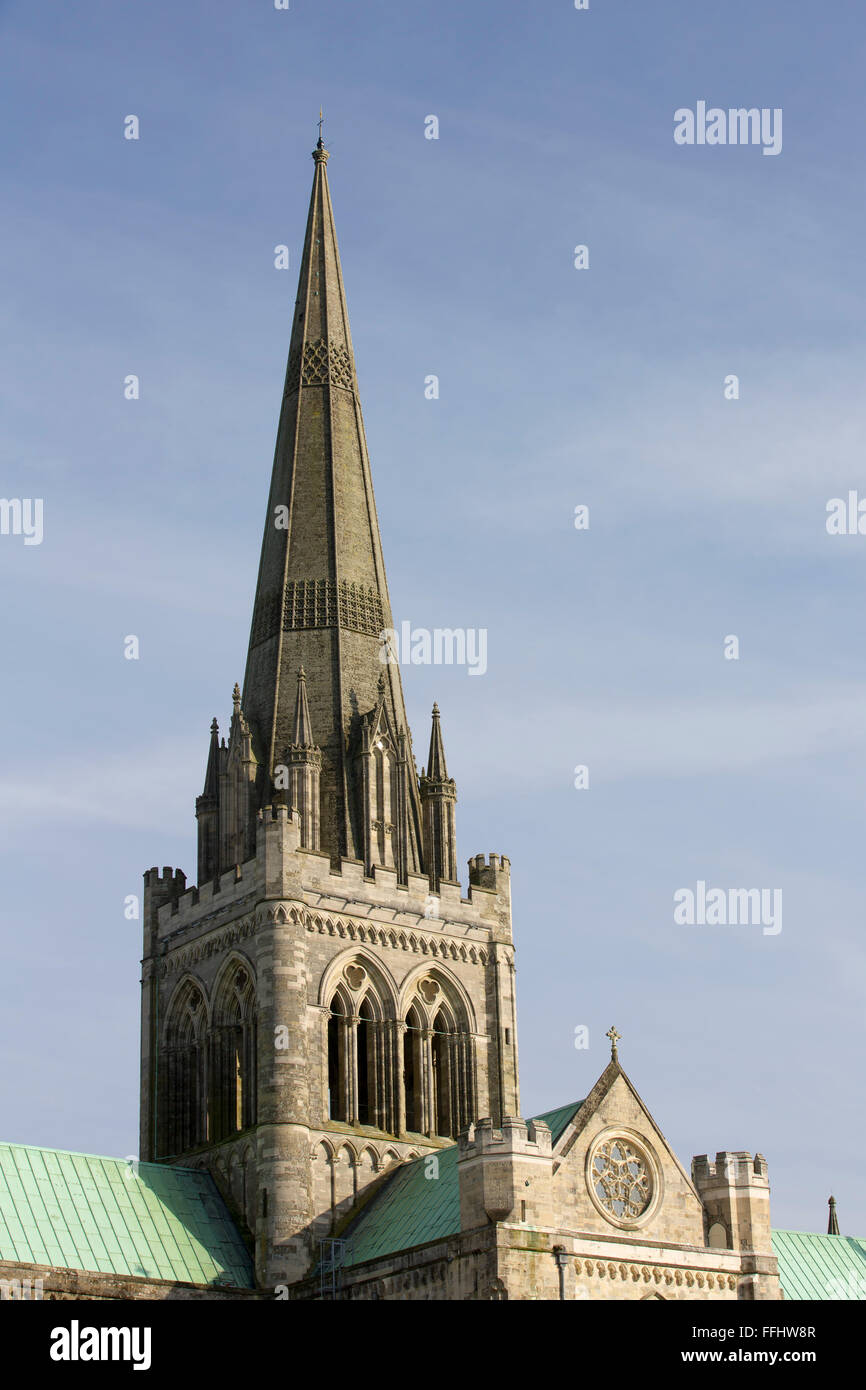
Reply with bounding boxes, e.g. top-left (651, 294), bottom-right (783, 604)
top-left (1, 0), bottom-right (865, 1236)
